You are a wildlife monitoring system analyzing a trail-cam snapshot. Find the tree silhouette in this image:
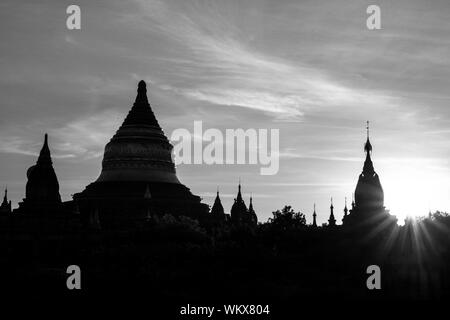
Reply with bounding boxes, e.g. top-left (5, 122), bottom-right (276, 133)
top-left (269, 205), bottom-right (306, 230)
